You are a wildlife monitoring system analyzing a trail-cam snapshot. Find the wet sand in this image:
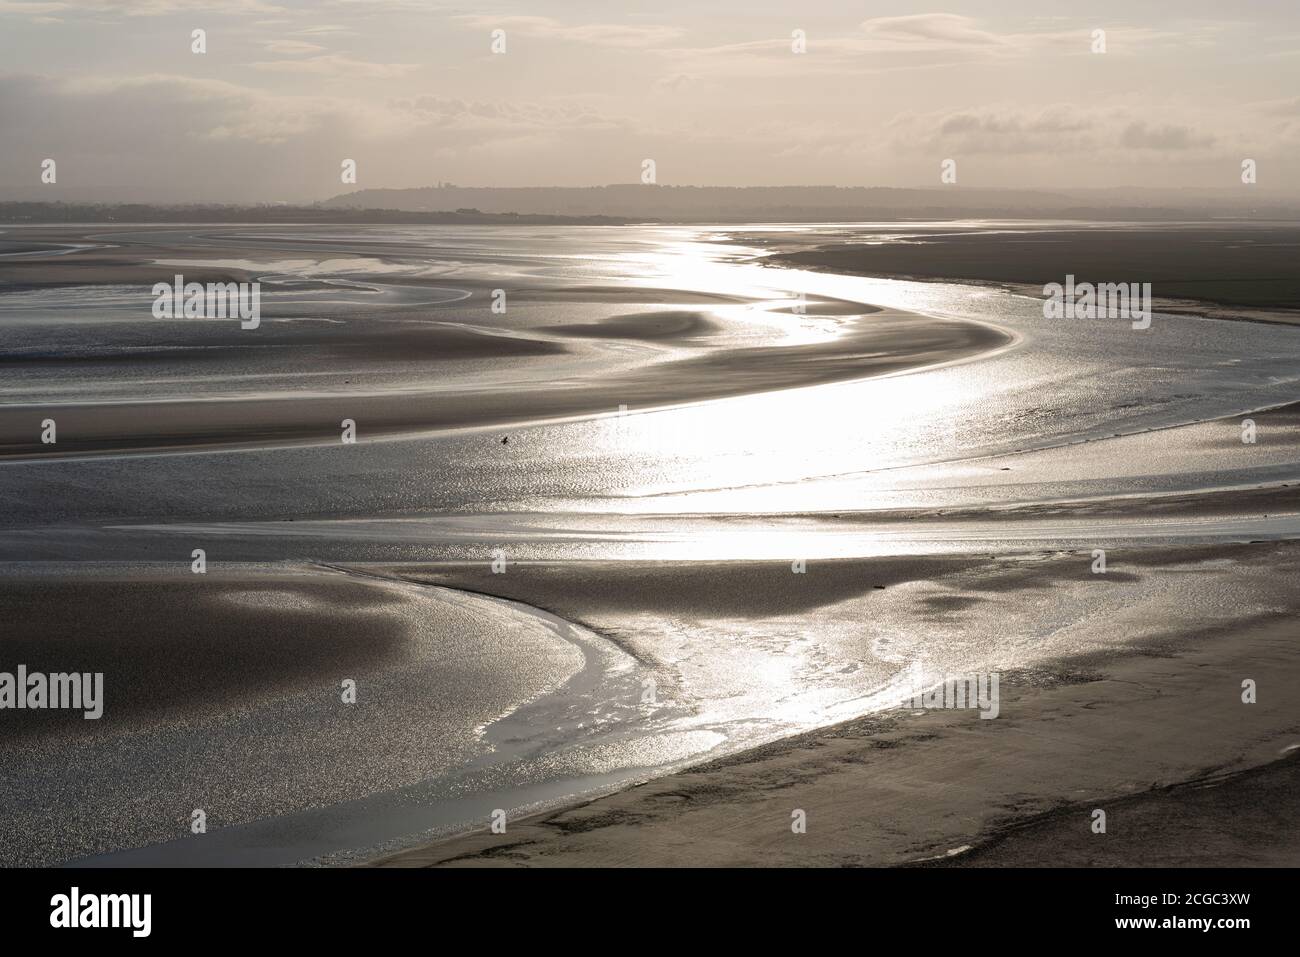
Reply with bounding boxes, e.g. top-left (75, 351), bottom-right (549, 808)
top-left (0, 309), bottom-right (1006, 458)
top-left (921, 752), bottom-right (1300, 867)
top-left (3, 222), bottom-right (1298, 867)
top-left (0, 226), bottom-right (1010, 458)
top-left (0, 564), bottom-right (599, 867)
top-left (763, 224), bottom-right (1300, 326)
top-left (7, 537), bottom-right (1295, 867)
top-left (374, 542), bottom-right (1300, 868)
